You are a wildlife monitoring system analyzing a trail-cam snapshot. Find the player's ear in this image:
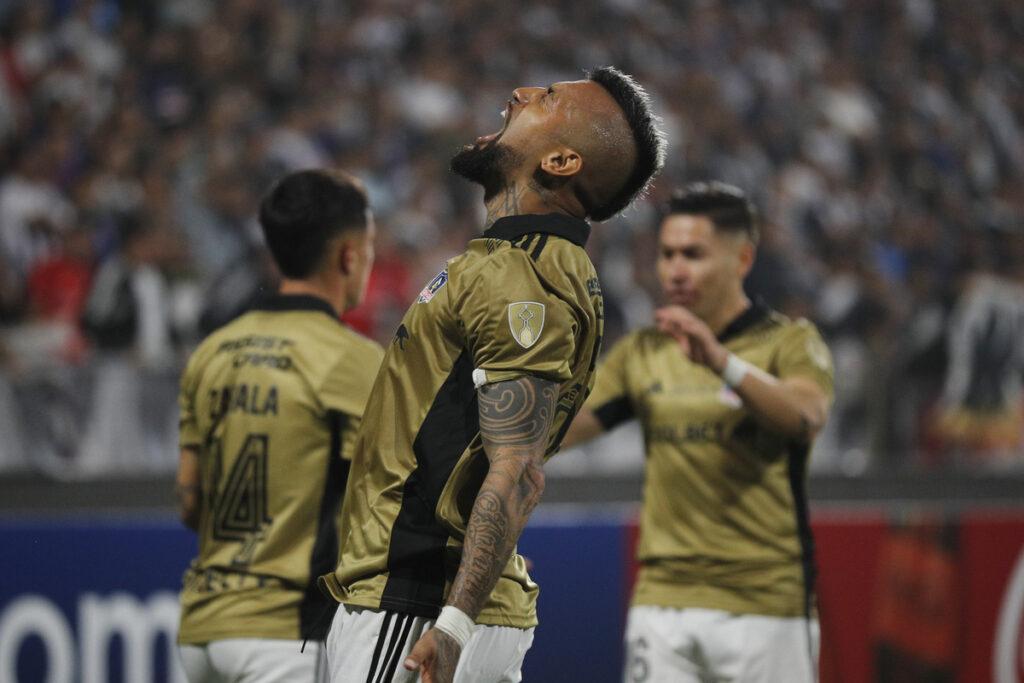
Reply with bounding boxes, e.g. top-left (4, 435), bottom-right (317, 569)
top-left (736, 240), bottom-right (755, 278)
top-left (337, 238), bottom-right (355, 276)
top-left (539, 147), bottom-right (582, 178)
